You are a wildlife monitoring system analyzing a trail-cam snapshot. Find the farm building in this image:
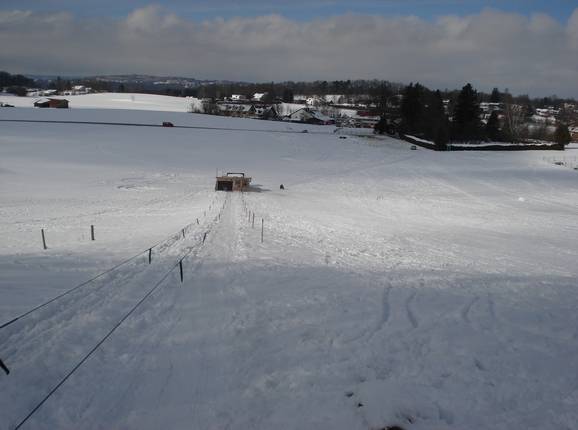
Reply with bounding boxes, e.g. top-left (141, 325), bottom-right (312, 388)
top-left (215, 173), bottom-right (252, 191)
top-left (218, 103), bottom-right (278, 120)
top-left (570, 126), bottom-right (578, 142)
top-left (218, 103), bottom-right (255, 118)
top-left (33, 98), bottom-right (69, 109)
top-left (254, 105), bottom-right (278, 120)
top-left (252, 93), bottom-right (267, 101)
top-left (284, 107), bottom-right (335, 125)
